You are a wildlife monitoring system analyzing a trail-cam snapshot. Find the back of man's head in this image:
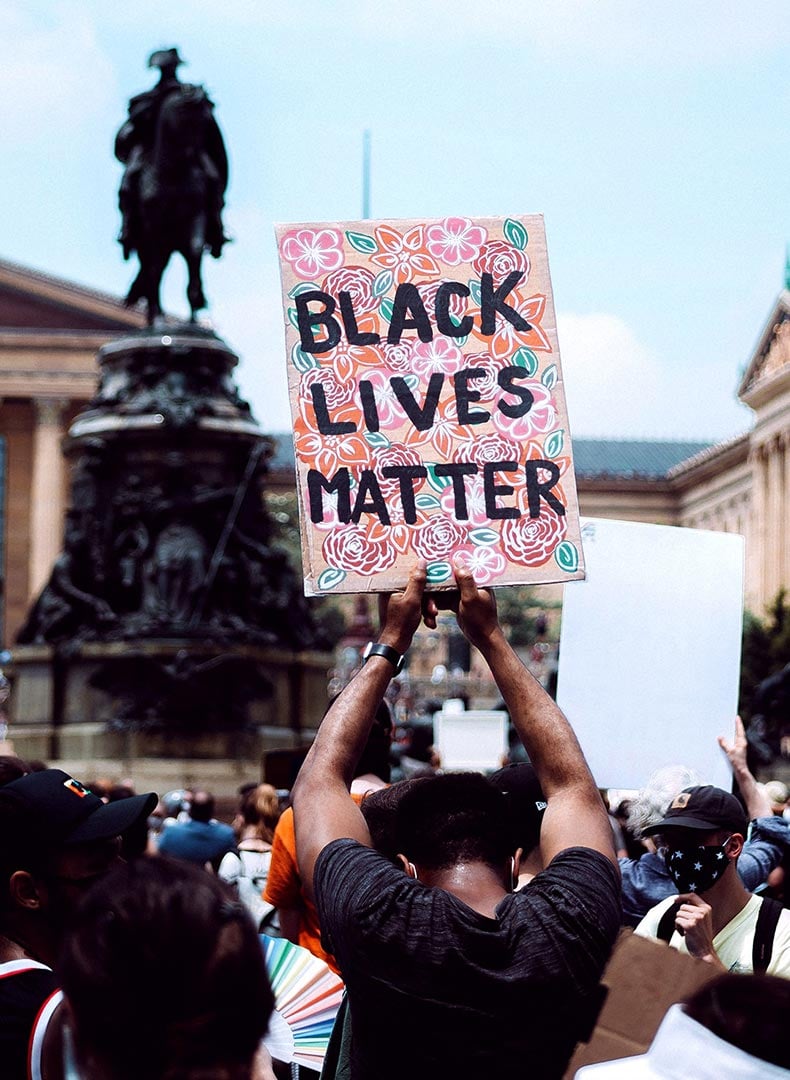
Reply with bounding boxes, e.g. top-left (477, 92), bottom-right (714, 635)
top-left (393, 772), bottom-right (514, 871)
top-left (189, 790), bottom-right (215, 823)
top-left (684, 973), bottom-right (790, 1070)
